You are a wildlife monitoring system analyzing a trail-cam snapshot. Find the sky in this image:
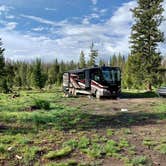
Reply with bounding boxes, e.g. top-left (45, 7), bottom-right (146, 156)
top-left (0, 0), bottom-right (166, 62)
